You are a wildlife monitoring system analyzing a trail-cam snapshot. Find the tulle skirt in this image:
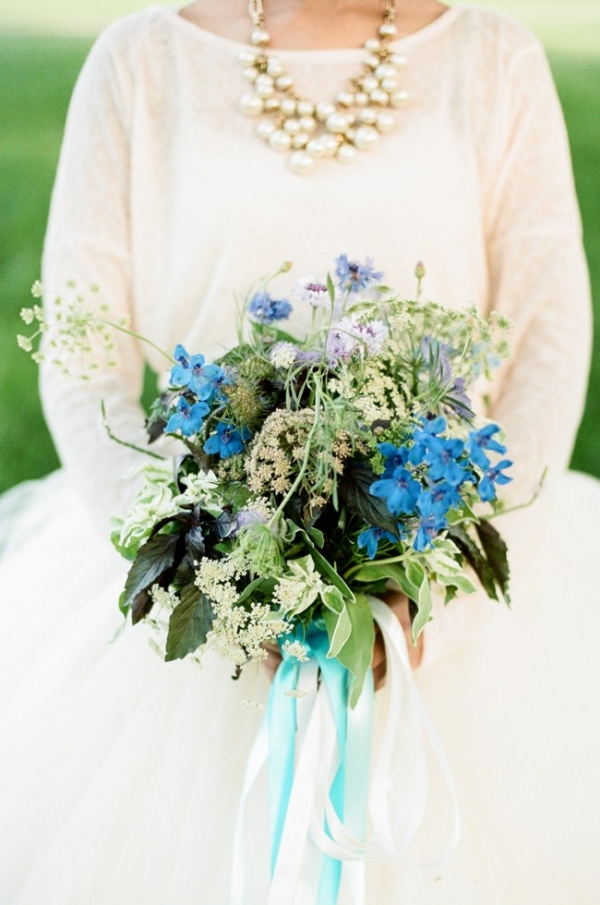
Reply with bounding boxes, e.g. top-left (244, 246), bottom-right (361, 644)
top-left (1, 468), bottom-right (599, 904)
